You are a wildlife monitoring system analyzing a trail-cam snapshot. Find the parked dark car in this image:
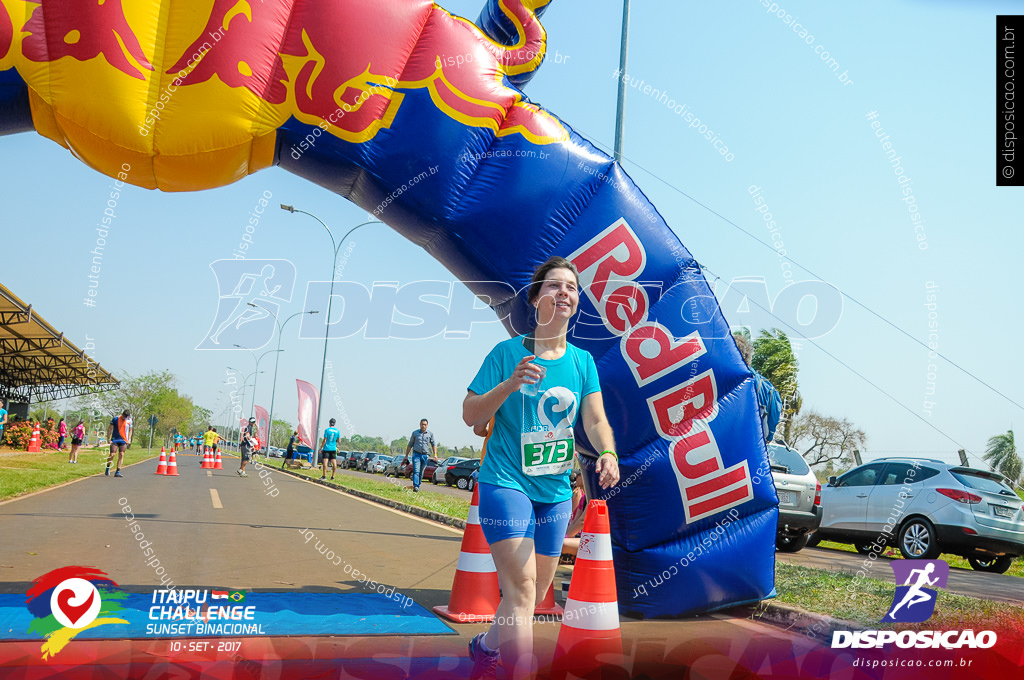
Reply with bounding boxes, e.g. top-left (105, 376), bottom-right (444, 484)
top-left (345, 451), bottom-right (366, 469)
top-left (401, 457), bottom-right (439, 481)
top-left (383, 454), bottom-right (408, 477)
top-left (445, 459), bottom-right (482, 490)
